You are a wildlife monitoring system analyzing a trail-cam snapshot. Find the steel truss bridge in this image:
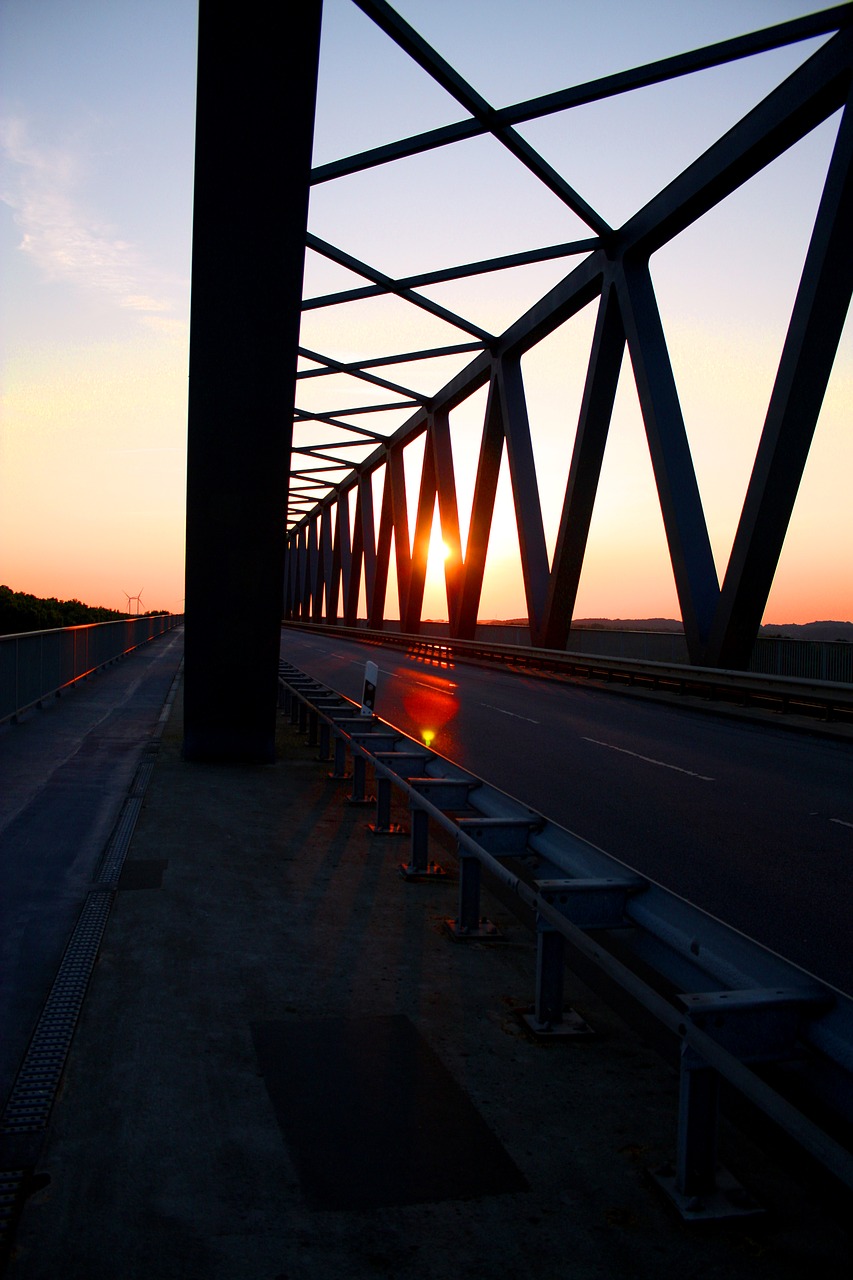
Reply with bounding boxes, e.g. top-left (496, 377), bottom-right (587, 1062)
top-left (282, 1), bottom-right (853, 671)
top-left (183, 1), bottom-right (852, 760)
